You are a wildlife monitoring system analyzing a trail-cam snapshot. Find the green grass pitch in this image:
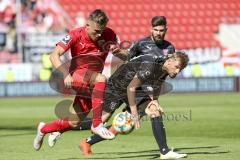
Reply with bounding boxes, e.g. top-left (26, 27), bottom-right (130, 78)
top-left (0, 93), bottom-right (240, 160)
